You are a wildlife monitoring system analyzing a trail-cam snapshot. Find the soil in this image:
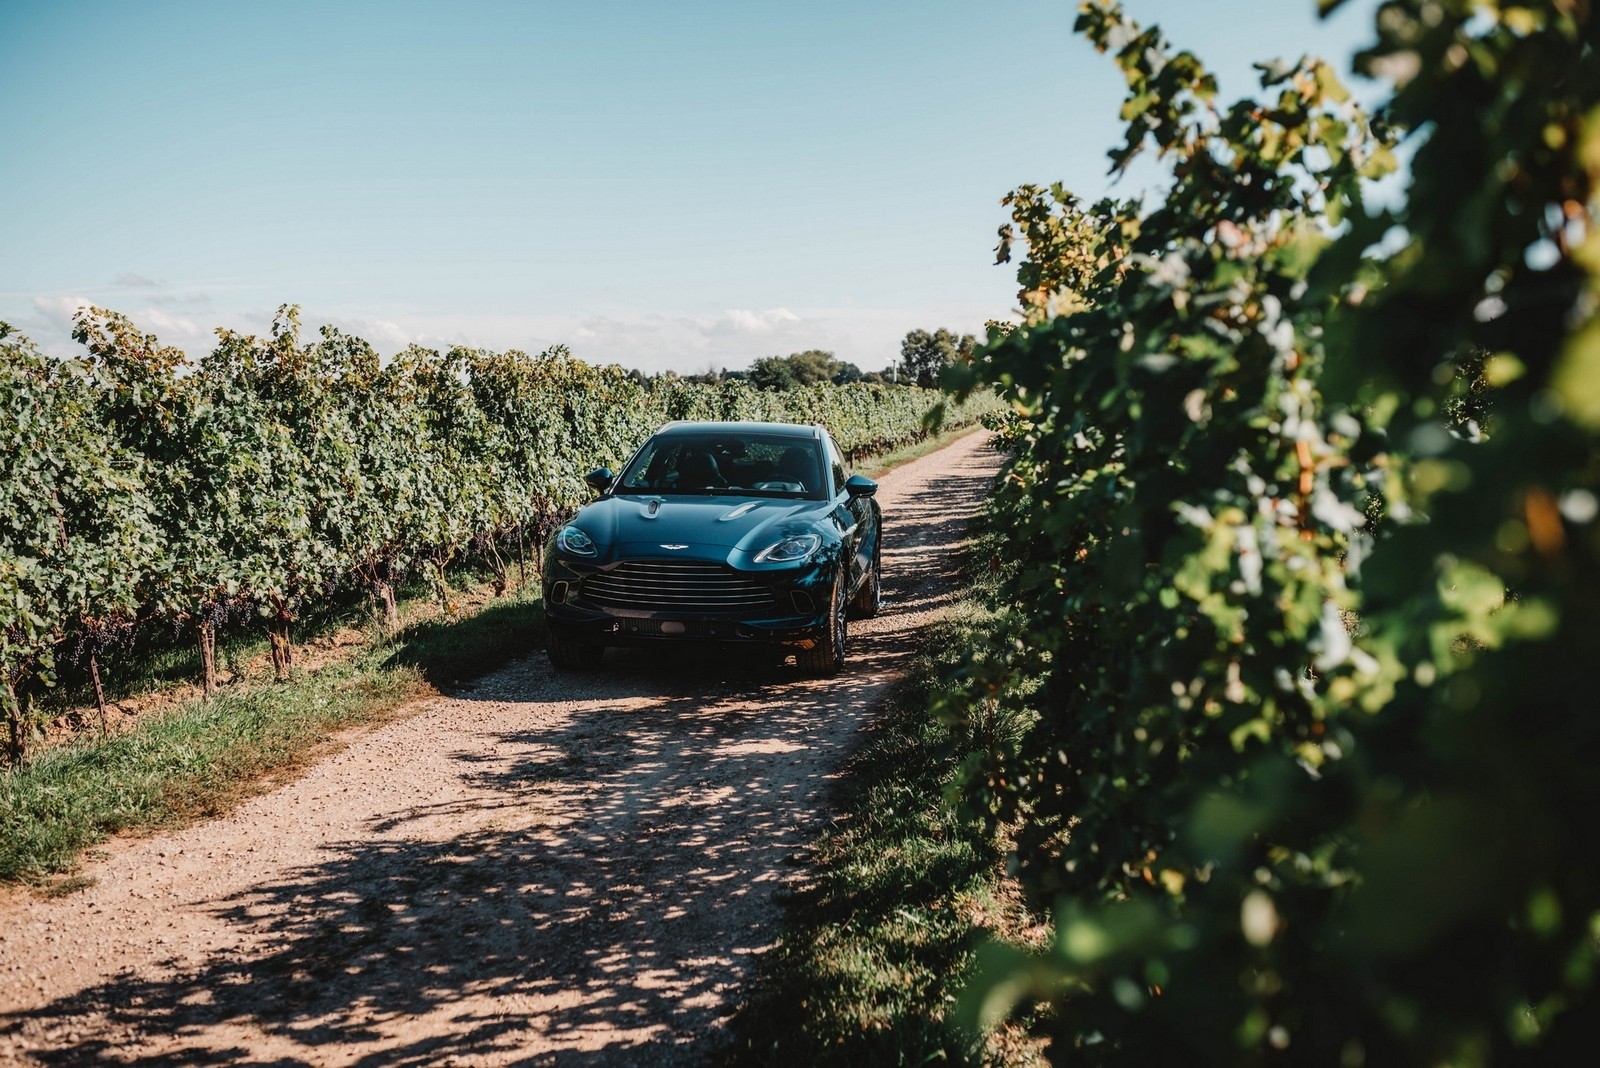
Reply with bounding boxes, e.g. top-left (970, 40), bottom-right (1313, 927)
top-left (0, 431), bottom-right (1001, 1067)
top-left (38, 571), bottom-right (509, 752)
